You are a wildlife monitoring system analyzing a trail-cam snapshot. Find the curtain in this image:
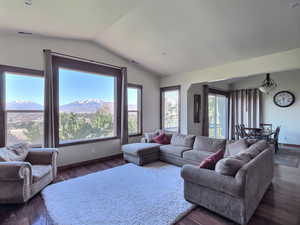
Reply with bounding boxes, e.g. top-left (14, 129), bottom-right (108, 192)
top-left (43, 49), bottom-right (56, 147)
top-left (229, 89), bottom-right (262, 140)
top-left (201, 85), bottom-right (209, 136)
top-left (120, 67), bottom-right (129, 145)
